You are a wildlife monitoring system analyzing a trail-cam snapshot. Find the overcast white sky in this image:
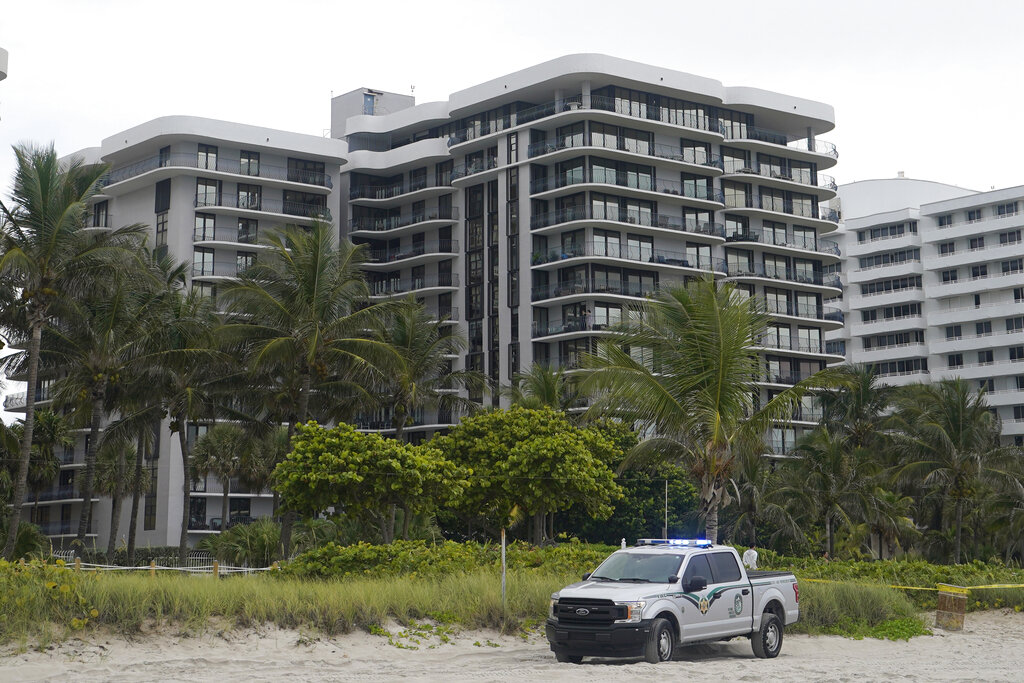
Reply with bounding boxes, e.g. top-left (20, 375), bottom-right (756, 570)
top-left (2, 0), bottom-right (1023, 419)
